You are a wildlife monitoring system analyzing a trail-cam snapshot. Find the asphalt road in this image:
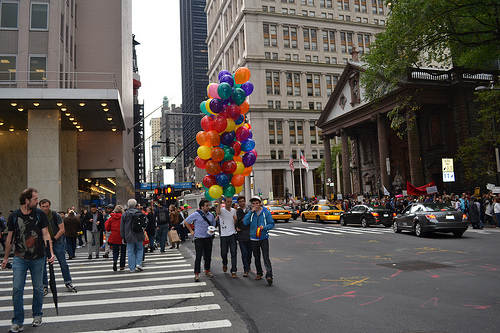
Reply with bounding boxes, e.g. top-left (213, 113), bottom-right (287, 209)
top-left (208, 220), bottom-right (500, 333)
